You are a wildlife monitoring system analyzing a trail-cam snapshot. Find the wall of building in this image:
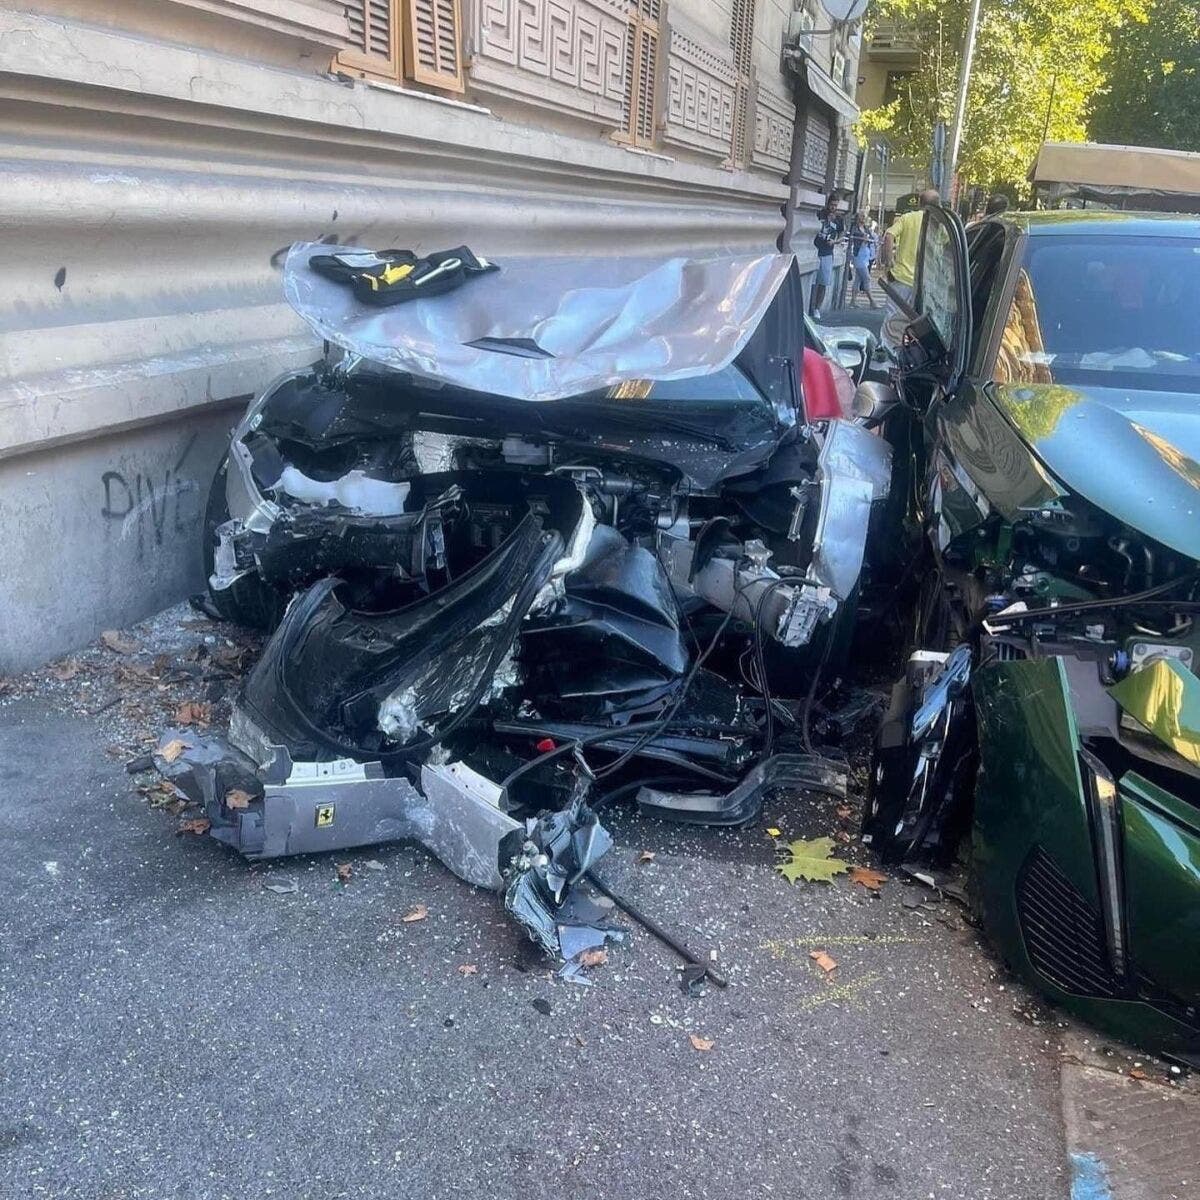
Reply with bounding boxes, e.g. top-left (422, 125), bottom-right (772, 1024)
top-left (0, 0), bottom-right (861, 671)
